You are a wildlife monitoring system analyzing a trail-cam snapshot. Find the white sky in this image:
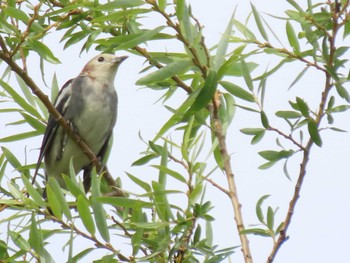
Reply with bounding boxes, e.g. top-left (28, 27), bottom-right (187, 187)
top-left (1, 1), bottom-right (350, 262)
